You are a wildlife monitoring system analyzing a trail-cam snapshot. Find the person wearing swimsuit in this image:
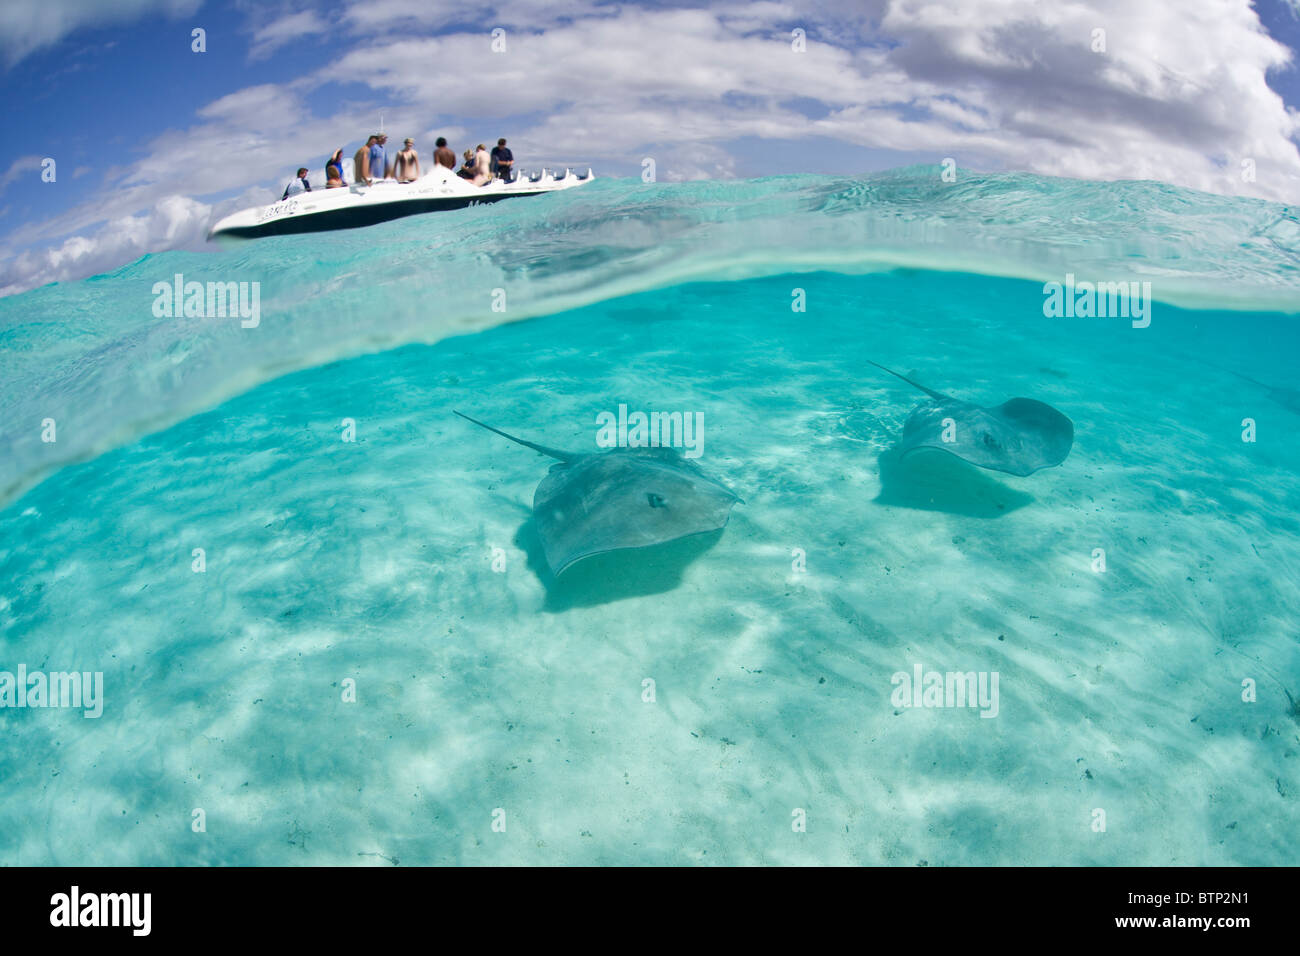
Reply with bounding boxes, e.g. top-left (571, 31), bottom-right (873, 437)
top-left (470, 144), bottom-right (491, 186)
top-left (325, 149), bottom-right (344, 187)
top-left (394, 138), bottom-right (421, 182)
